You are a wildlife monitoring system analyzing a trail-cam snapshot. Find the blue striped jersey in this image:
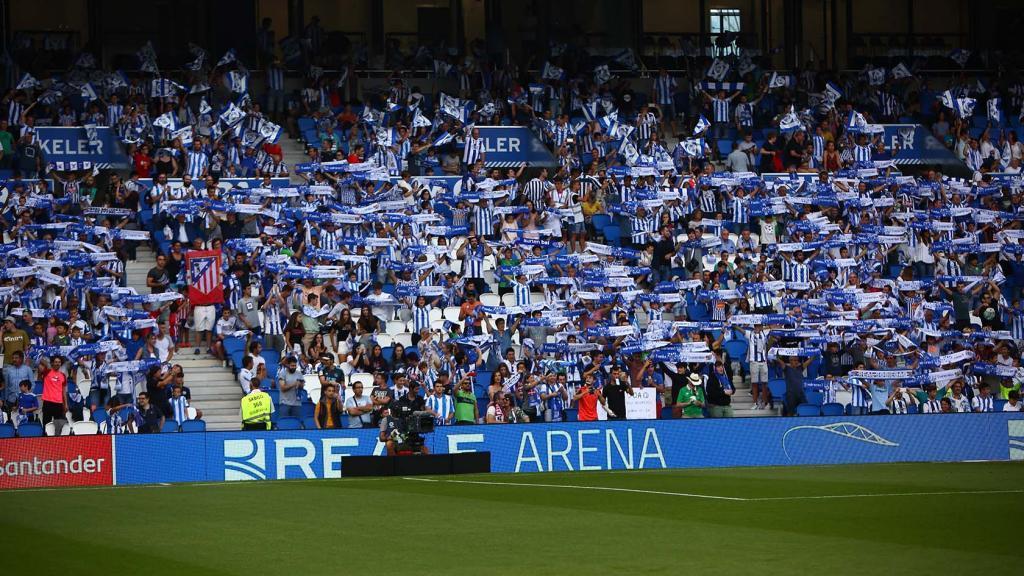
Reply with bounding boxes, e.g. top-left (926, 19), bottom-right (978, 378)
top-left (654, 75), bottom-right (677, 105)
top-left (424, 393), bottom-right (454, 425)
top-left (463, 136), bottom-right (485, 164)
top-left (187, 150), bottom-right (209, 178)
top-left (711, 98), bottom-right (731, 123)
top-left (746, 330), bottom-right (768, 362)
top-left (267, 67), bottom-right (285, 91)
top-left (854, 144), bottom-right (872, 163)
top-left (473, 204), bottom-right (495, 236)
top-left (412, 305), bottom-right (432, 333)
top-left (170, 395), bottom-right (189, 424)
top-left (513, 280), bottom-right (531, 307)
